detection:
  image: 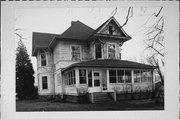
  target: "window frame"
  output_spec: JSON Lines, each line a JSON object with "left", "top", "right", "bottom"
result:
{"left": 40, "top": 52, "right": 47, "bottom": 66}
{"left": 42, "top": 76, "right": 48, "bottom": 90}
{"left": 94, "top": 43, "right": 103, "bottom": 59}
{"left": 107, "top": 43, "right": 116, "bottom": 59}
{"left": 64, "top": 70, "right": 76, "bottom": 86}
{"left": 109, "top": 69, "right": 132, "bottom": 84}
{"left": 70, "top": 45, "right": 81, "bottom": 61}
{"left": 79, "top": 69, "right": 87, "bottom": 84}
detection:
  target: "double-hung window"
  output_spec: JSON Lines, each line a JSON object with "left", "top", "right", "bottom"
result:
{"left": 95, "top": 43, "right": 102, "bottom": 59}
{"left": 108, "top": 44, "right": 116, "bottom": 59}
{"left": 79, "top": 69, "right": 87, "bottom": 84}
{"left": 71, "top": 45, "right": 81, "bottom": 61}
{"left": 42, "top": 76, "right": 48, "bottom": 90}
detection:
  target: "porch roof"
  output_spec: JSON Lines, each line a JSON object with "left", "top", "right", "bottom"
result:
{"left": 62, "top": 59, "right": 157, "bottom": 72}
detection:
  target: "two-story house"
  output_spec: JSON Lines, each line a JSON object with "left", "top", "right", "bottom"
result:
{"left": 32, "top": 16, "right": 156, "bottom": 103}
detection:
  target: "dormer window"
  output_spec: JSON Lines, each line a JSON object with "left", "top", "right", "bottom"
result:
{"left": 108, "top": 44, "right": 116, "bottom": 59}
{"left": 71, "top": 45, "right": 81, "bottom": 61}
{"left": 40, "top": 53, "right": 47, "bottom": 66}
{"left": 109, "top": 25, "right": 113, "bottom": 35}
{"left": 95, "top": 43, "right": 102, "bottom": 59}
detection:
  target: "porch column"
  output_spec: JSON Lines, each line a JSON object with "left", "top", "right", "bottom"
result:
{"left": 75, "top": 69, "right": 79, "bottom": 87}
{"left": 106, "top": 69, "right": 109, "bottom": 92}
{"left": 131, "top": 70, "right": 134, "bottom": 92}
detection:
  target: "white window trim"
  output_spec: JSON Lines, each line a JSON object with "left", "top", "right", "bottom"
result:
{"left": 70, "top": 45, "right": 82, "bottom": 61}
{"left": 109, "top": 70, "right": 132, "bottom": 84}
{"left": 40, "top": 52, "right": 47, "bottom": 66}
{"left": 107, "top": 43, "right": 116, "bottom": 59}
{"left": 94, "top": 43, "right": 103, "bottom": 59}
{"left": 41, "top": 75, "right": 49, "bottom": 90}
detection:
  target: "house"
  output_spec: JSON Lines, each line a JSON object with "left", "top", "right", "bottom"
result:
{"left": 32, "top": 16, "right": 156, "bottom": 103}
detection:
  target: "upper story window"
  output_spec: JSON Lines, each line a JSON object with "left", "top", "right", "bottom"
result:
{"left": 95, "top": 43, "right": 102, "bottom": 59}
{"left": 42, "top": 76, "right": 48, "bottom": 90}
{"left": 108, "top": 44, "right": 116, "bottom": 59}
{"left": 109, "top": 25, "right": 113, "bottom": 35}
{"left": 71, "top": 45, "right": 81, "bottom": 61}
{"left": 40, "top": 53, "right": 47, "bottom": 66}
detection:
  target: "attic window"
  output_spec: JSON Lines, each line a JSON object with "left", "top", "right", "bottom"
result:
{"left": 109, "top": 25, "right": 113, "bottom": 35}
{"left": 71, "top": 45, "right": 81, "bottom": 61}
{"left": 95, "top": 43, "right": 102, "bottom": 59}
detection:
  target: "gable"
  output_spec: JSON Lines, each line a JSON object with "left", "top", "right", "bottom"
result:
{"left": 94, "top": 16, "right": 131, "bottom": 39}
{"left": 99, "top": 20, "right": 126, "bottom": 37}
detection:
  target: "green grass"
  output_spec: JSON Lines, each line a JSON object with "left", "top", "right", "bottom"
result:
{"left": 16, "top": 99, "right": 164, "bottom": 111}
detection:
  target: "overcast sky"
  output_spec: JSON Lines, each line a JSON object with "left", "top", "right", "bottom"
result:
{"left": 15, "top": 7, "right": 161, "bottom": 73}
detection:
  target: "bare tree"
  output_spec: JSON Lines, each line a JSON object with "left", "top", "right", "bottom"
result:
{"left": 143, "top": 7, "right": 164, "bottom": 84}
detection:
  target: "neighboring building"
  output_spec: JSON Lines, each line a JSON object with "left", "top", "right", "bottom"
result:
{"left": 32, "top": 16, "right": 156, "bottom": 103}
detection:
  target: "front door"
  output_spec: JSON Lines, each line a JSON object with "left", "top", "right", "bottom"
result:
{"left": 93, "top": 71, "right": 101, "bottom": 92}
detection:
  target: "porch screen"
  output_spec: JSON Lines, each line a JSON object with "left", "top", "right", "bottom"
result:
{"left": 71, "top": 46, "right": 81, "bottom": 61}
{"left": 42, "top": 76, "right": 48, "bottom": 89}
{"left": 108, "top": 44, "right": 115, "bottom": 59}
{"left": 79, "top": 69, "right": 86, "bottom": 84}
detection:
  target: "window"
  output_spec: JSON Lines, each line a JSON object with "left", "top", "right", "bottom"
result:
{"left": 109, "top": 70, "right": 131, "bottom": 83}
{"left": 134, "top": 70, "right": 153, "bottom": 83}
{"left": 79, "top": 69, "right": 86, "bottom": 84}
{"left": 41, "top": 53, "right": 46, "bottom": 66}
{"left": 134, "top": 70, "right": 141, "bottom": 83}
{"left": 109, "top": 25, "right": 113, "bottom": 35}
{"left": 95, "top": 43, "right": 102, "bottom": 59}
{"left": 71, "top": 45, "right": 81, "bottom": 61}
{"left": 88, "top": 70, "right": 92, "bottom": 87}
{"left": 42, "top": 76, "right": 48, "bottom": 89}
{"left": 64, "top": 70, "right": 76, "bottom": 86}
{"left": 108, "top": 44, "right": 116, "bottom": 59}
{"left": 125, "top": 70, "right": 131, "bottom": 83}
{"left": 109, "top": 70, "right": 117, "bottom": 83}
{"left": 117, "top": 70, "right": 124, "bottom": 83}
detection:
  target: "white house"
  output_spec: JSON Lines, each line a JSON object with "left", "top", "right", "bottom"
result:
{"left": 32, "top": 16, "right": 156, "bottom": 103}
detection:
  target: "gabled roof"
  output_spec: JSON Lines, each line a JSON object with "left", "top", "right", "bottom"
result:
{"left": 32, "top": 32, "right": 60, "bottom": 56}
{"left": 93, "top": 16, "right": 131, "bottom": 40}
{"left": 62, "top": 59, "right": 157, "bottom": 72}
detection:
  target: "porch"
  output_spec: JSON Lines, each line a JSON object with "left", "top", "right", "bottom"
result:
{"left": 61, "top": 59, "right": 156, "bottom": 103}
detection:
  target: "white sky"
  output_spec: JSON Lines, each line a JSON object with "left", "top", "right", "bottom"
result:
{"left": 15, "top": 7, "right": 161, "bottom": 73}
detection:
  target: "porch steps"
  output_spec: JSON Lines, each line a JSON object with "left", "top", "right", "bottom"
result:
{"left": 93, "top": 92, "right": 114, "bottom": 103}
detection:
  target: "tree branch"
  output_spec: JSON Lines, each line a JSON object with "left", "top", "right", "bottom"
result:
{"left": 154, "top": 7, "right": 163, "bottom": 17}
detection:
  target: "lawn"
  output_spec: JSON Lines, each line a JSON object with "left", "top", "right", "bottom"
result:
{"left": 16, "top": 99, "right": 164, "bottom": 111}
